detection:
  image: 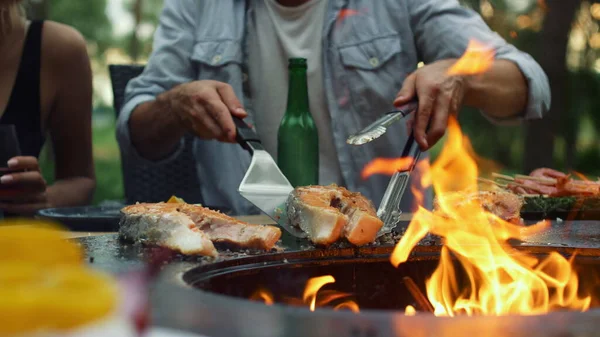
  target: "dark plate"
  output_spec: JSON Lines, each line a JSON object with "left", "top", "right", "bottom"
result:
{"left": 36, "top": 204, "right": 232, "bottom": 232}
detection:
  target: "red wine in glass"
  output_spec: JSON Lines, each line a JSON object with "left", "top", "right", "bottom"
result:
{"left": 0, "top": 125, "right": 23, "bottom": 199}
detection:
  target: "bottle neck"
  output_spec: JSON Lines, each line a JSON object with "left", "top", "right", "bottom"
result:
{"left": 285, "top": 67, "right": 309, "bottom": 115}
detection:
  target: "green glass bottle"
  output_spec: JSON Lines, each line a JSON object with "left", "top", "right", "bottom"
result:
{"left": 277, "top": 58, "right": 319, "bottom": 187}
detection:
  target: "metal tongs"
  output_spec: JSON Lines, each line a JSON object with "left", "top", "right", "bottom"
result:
{"left": 346, "top": 99, "right": 421, "bottom": 236}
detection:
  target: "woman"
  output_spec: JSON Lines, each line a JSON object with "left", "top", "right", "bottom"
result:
{"left": 0, "top": 0, "right": 95, "bottom": 215}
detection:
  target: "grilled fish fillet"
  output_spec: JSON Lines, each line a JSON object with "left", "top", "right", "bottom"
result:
{"left": 119, "top": 203, "right": 282, "bottom": 257}
{"left": 286, "top": 185, "right": 383, "bottom": 246}
{"left": 433, "top": 190, "right": 524, "bottom": 224}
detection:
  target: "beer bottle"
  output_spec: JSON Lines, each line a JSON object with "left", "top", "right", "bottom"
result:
{"left": 277, "top": 58, "right": 319, "bottom": 187}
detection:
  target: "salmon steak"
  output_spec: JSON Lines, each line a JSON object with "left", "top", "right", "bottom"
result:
{"left": 119, "top": 203, "right": 282, "bottom": 257}
{"left": 434, "top": 190, "right": 524, "bottom": 225}
{"left": 286, "top": 185, "right": 384, "bottom": 246}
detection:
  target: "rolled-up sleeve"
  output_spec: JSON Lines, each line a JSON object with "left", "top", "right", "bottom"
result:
{"left": 406, "top": 0, "right": 551, "bottom": 124}
{"left": 116, "top": 0, "right": 198, "bottom": 164}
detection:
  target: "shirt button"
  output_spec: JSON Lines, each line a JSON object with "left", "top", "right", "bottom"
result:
{"left": 212, "top": 55, "right": 222, "bottom": 64}
{"left": 369, "top": 57, "right": 379, "bottom": 67}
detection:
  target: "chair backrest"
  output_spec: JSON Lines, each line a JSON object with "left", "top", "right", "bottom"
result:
{"left": 108, "top": 64, "right": 204, "bottom": 204}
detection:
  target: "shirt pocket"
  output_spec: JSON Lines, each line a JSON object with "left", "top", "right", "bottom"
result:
{"left": 190, "top": 40, "right": 243, "bottom": 80}
{"left": 338, "top": 34, "right": 406, "bottom": 117}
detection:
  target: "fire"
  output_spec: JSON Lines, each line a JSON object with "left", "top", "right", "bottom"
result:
{"left": 250, "top": 276, "right": 360, "bottom": 313}
{"left": 333, "top": 301, "right": 360, "bottom": 313}
{"left": 303, "top": 276, "right": 360, "bottom": 312}
{"left": 446, "top": 39, "right": 495, "bottom": 76}
{"left": 362, "top": 157, "right": 430, "bottom": 180}
{"left": 303, "top": 275, "right": 335, "bottom": 311}
{"left": 405, "top": 305, "right": 417, "bottom": 316}
{"left": 361, "top": 157, "right": 413, "bottom": 180}
{"left": 250, "top": 288, "right": 274, "bottom": 306}
{"left": 390, "top": 117, "right": 592, "bottom": 316}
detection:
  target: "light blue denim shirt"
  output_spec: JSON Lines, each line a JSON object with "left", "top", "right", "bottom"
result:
{"left": 116, "top": 0, "right": 550, "bottom": 215}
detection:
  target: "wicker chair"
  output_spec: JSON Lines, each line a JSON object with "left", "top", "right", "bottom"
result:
{"left": 109, "top": 64, "right": 204, "bottom": 205}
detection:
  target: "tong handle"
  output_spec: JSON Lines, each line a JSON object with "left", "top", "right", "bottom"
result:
{"left": 400, "top": 132, "right": 422, "bottom": 172}
{"left": 387, "top": 100, "right": 419, "bottom": 118}
{"left": 233, "top": 116, "right": 264, "bottom": 154}
{"left": 400, "top": 103, "right": 431, "bottom": 173}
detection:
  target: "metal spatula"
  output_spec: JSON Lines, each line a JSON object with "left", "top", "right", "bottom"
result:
{"left": 233, "top": 117, "right": 307, "bottom": 238}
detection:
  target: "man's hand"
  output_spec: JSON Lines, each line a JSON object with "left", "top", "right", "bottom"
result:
{"left": 393, "top": 59, "right": 465, "bottom": 151}
{"left": 0, "top": 156, "right": 49, "bottom": 214}
{"left": 161, "top": 80, "right": 248, "bottom": 143}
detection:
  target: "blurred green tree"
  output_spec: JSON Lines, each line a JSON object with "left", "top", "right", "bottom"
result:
{"left": 120, "top": 0, "right": 163, "bottom": 62}
{"left": 46, "top": 0, "right": 113, "bottom": 53}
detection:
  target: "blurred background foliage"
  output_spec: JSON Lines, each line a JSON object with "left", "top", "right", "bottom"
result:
{"left": 25, "top": 0, "right": 600, "bottom": 204}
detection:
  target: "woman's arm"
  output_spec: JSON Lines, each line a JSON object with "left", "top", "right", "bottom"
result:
{"left": 44, "top": 22, "right": 95, "bottom": 207}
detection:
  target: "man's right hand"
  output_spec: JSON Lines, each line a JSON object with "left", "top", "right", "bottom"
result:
{"left": 161, "top": 80, "right": 248, "bottom": 143}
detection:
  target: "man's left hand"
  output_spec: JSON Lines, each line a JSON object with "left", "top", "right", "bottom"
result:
{"left": 0, "top": 156, "right": 49, "bottom": 214}
{"left": 393, "top": 59, "right": 465, "bottom": 151}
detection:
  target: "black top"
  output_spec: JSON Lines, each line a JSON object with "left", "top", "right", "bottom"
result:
{"left": 0, "top": 20, "right": 46, "bottom": 158}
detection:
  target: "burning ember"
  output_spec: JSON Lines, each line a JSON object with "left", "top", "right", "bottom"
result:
{"left": 250, "top": 275, "right": 359, "bottom": 313}
{"left": 391, "top": 117, "right": 592, "bottom": 316}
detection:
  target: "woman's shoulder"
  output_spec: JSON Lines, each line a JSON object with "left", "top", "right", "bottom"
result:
{"left": 40, "top": 20, "right": 89, "bottom": 69}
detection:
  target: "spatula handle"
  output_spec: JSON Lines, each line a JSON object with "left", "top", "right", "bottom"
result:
{"left": 233, "top": 116, "right": 264, "bottom": 154}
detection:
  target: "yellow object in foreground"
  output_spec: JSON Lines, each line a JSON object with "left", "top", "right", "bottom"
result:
{"left": 0, "top": 221, "right": 118, "bottom": 335}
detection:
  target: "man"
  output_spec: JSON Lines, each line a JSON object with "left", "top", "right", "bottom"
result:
{"left": 116, "top": 0, "right": 550, "bottom": 215}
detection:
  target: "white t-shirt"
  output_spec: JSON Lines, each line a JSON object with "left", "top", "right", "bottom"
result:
{"left": 247, "top": 0, "right": 344, "bottom": 186}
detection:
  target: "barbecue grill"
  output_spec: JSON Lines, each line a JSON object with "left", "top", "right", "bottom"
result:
{"left": 78, "top": 219, "right": 600, "bottom": 337}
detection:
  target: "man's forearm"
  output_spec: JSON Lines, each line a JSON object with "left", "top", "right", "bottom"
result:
{"left": 463, "top": 59, "right": 529, "bottom": 119}
{"left": 128, "top": 92, "right": 187, "bottom": 160}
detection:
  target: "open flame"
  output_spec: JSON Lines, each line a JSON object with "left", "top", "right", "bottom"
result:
{"left": 250, "top": 275, "right": 359, "bottom": 313}
{"left": 303, "top": 275, "right": 336, "bottom": 311}
{"left": 303, "top": 275, "right": 360, "bottom": 312}
{"left": 361, "top": 157, "right": 414, "bottom": 180}
{"left": 391, "top": 117, "right": 592, "bottom": 316}
{"left": 333, "top": 301, "right": 360, "bottom": 313}
{"left": 404, "top": 305, "right": 417, "bottom": 316}
{"left": 250, "top": 288, "right": 274, "bottom": 306}
{"left": 447, "top": 39, "right": 495, "bottom": 76}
